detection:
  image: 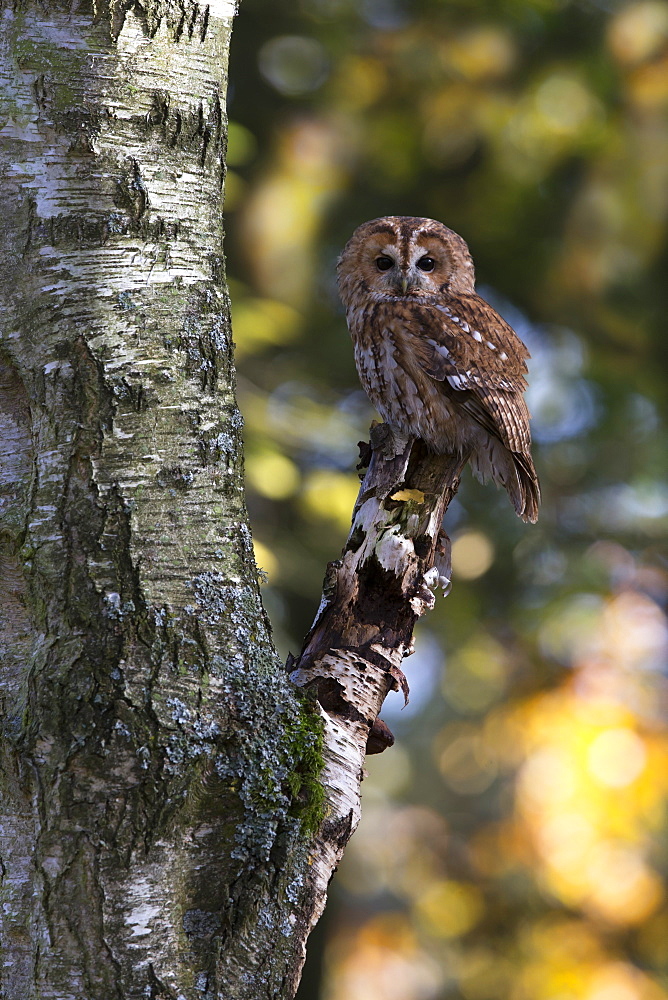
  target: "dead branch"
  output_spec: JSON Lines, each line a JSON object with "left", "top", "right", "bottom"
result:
{"left": 289, "top": 427, "right": 467, "bottom": 939}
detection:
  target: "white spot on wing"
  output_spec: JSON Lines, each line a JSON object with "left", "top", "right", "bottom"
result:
{"left": 427, "top": 339, "right": 452, "bottom": 360}
{"left": 447, "top": 373, "right": 468, "bottom": 390}
{"left": 472, "top": 329, "right": 483, "bottom": 342}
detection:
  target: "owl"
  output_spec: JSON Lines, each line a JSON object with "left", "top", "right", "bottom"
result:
{"left": 337, "top": 216, "right": 540, "bottom": 522}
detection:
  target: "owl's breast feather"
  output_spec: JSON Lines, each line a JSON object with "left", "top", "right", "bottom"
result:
{"left": 351, "top": 314, "right": 491, "bottom": 456}
{"left": 352, "top": 324, "right": 449, "bottom": 447}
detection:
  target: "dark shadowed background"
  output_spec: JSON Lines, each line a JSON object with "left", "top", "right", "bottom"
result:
{"left": 226, "top": 2, "right": 668, "bottom": 997}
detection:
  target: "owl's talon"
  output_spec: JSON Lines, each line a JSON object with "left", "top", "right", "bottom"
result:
{"left": 434, "top": 528, "right": 452, "bottom": 594}
{"left": 423, "top": 566, "right": 451, "bottom": 595}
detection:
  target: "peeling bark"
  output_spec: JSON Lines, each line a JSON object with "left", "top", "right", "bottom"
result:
{"left": 290, "top": 429, "right": 467, "bottom": 953}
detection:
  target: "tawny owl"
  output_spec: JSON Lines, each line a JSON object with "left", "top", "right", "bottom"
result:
{"left": 337, "top": 216, "right": 540, "bottom": 522}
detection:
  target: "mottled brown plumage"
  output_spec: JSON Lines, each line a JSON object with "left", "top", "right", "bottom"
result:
{"left": 337, "top": 216, "right": 540, "bottom": 522}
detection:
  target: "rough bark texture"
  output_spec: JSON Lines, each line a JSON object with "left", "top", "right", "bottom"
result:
{"left": 0, "top": 4, "right": 325, "bottom": 998}
{"left": 290, "top": 429, "right": 467, "bottom": 949}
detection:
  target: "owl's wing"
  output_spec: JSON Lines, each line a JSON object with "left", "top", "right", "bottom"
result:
{"left": 398, "top": 295, "right": 532, "bottom": 454}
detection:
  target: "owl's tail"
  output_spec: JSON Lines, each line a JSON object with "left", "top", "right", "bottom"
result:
{"left": 470, "top": 441, "right": 540, "bottom": 523}
{"left": 512, "top": 451, "right": 540, "bottom": 524}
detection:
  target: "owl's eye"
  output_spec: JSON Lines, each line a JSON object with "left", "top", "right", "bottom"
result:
{"left": 417, "top": 256, "right": 436, "bottom": 272}
{"left": 376, "top": 256, "right": 394, "bottom": 271}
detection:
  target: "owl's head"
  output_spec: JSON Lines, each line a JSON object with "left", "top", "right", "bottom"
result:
{"left": 337, "top": 216, "right": 476, "bottom": 305}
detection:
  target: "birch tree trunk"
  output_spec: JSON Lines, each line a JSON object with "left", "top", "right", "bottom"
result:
{"left": 0, "top": 4, "right": 325, "bottom": 997}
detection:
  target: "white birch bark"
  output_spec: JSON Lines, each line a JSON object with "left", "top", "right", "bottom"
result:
{"left": 0, "top": 4, "right": 325, "bottom": 997}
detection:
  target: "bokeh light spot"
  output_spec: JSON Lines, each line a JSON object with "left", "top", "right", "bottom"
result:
{"left": 535, "top": 75, "right": 602, "bottom": 134}
{"left": 252, "top": 539, "right": 278, "bottom": 581}
{"left": 301, "top": 469, "right": 360, "bottom": 530}
{"left": 442, "top": 636, "right": 508, "bottom": 714}
{"left": 519, "top": 747, "right": 576, "bottom": 809}
{"left": 585, "top": 843, "right": 663, "bottom": 925}
{"left": 361, "top": 0, "right": 412, "bottom": 30}
{"left": 451, "top": 531, "right": 494, "bottom": 580}
{"left": 364, "top": 743, "right": 412, "bottom": 798}
{"left": 226, "top": 122, "right": 257, "bottom": 167}
{"left": 333, "top": 55, "right": 387, "bottom": 109}
{"left": 446, "top": 26, "right": 516, "bottom": 82}
{"left": 608, "top": 1, "right": 668, "bottom": 65}
{"left": 538, "top": 593, "right": 604, "bottom": 665}
{"left": 231, "top": 296, "right": 302, "bottom": 358}
{"left": 259, "top": 35, "right": 329, "bottom": 96}
{"left": 436, "top": 724, "right": 498, "bottom": 795}
{"left": 588, "top": 728, "right": 647, "bottom": 788}
{"left": 323, "top": 913, "right": 444, "bottom": 1000}
{"left": 586, "top": 961, "right": 659, "bottom": 1000}
{"left": 414, "top": 880, "right": 484, "bottom": 939}
{"left": 246, "top": 450, "right": 300, "bottom": 499}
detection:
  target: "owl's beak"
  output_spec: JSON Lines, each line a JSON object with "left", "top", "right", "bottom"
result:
{"left": 400, "top": 275, "right": 409, "bottom": 294}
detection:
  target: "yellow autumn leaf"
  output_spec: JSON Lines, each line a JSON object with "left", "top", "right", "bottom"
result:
{"left": 391, "top": 489, "right": 425, "bottom": 503}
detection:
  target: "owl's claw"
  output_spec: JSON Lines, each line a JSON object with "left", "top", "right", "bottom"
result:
{"left": 423, "top": 565, "right": 451, "bottom": 594}
{"left": 433, "top": 528, "right": 452, "bottom": 594}
{"left": 421, "top": 526, "right": 452, "bottom": 595}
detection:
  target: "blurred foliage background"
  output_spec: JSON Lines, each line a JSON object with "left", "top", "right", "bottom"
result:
{"left": 225, "top": 1, "right": 668, "bottom": 997}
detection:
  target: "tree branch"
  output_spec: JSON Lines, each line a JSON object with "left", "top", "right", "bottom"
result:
{"left": 290, "top": 427, "right": 468, "bottom": 939}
